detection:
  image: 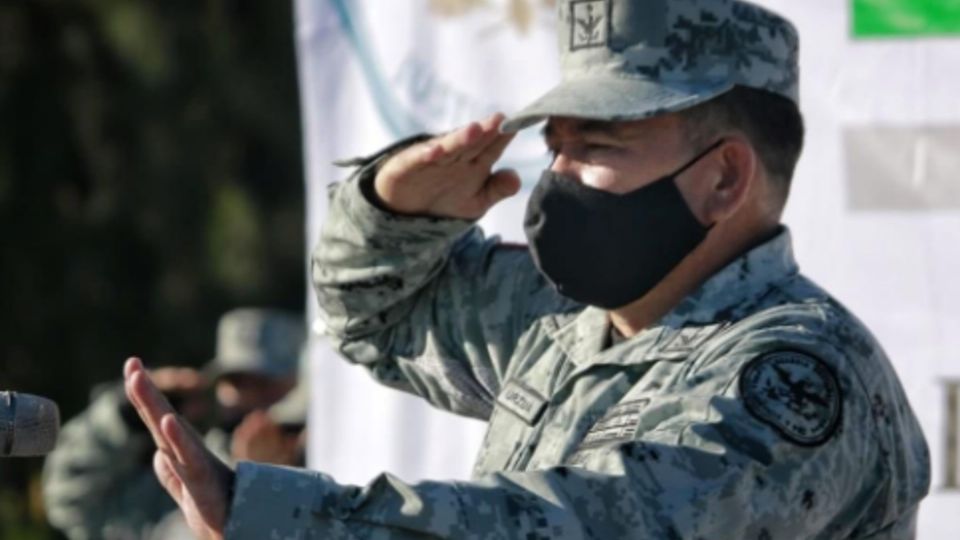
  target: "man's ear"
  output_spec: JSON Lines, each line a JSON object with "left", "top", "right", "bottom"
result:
{"left": 701, "top": 136, "right": 757, "bottom": 224}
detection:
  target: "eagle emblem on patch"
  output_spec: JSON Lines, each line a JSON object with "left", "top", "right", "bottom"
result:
{"left": 739, "top": 351, "right": 842, "bottom": 446}
{"left": 570, "top": 1, "right": 608, "bottom": 50}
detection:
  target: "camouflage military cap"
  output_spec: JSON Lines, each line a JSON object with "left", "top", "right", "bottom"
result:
{"left": 206, "top": 308, "right": 305, "bottom": 380}
{"left": 501, "top": 0, "right": 800, "bottom": 132}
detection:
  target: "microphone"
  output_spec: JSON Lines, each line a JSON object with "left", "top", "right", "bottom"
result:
{"left": 0, "top": 392, "right": 60, "bottom": 457}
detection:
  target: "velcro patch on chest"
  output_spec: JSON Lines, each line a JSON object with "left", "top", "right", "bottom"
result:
{"left": 497, "top": 381, "right": 548, "bottom": 425}
{"left": 656, "top": 323, "right": 728, "bottom": 356}
{"left": 739, "top": 350, "right": 842, "bottom": 446}
{"left": 577, "top": 398, "right": 651, "bottom": 450}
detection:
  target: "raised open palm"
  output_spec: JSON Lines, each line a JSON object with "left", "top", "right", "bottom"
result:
{"left": 124, "top": 357, "right": 232, "bottom": 540}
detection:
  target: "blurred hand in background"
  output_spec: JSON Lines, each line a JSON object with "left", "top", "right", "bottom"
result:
{"left": 230, "top": 410, "right": 304, "bottom": 466}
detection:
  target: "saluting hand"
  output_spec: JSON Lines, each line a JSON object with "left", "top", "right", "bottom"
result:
{"left": 374, "top": 113, "right": 521, "bottom": 219}
{"left": 123, "top": 357, "right": 231, "bottom": 540}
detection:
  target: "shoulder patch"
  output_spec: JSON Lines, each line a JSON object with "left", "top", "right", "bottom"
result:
{"left": 739, "top": 350, "right": 842, "bottom": 446}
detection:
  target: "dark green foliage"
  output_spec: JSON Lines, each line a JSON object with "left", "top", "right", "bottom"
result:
{"left": 0, "top": 1, "right": 304, "bottom": 536}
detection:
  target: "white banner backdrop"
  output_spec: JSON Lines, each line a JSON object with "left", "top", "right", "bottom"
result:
{"left": 296, "top": 1, "right": 960, "bottom": 537}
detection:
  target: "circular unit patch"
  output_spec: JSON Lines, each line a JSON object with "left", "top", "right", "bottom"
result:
{"left": 739, "top": 350, "right": 842, "bottom": 446}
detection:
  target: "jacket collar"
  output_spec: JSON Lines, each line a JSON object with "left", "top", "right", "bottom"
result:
{"left": 547, "top": 227, "right": 799, "bottom": 365}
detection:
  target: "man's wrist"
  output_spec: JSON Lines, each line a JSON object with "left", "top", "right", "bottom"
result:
{"left": 225, "top": 462, "right": 337, "bottom": 538}
{"left": 334, "top": 133, "right": 434, "bottom": 214}
{"left": 332, "top": 133, "right": 433, "bottom": 170}
{"left": 359, "top": 166, "right": 396, "bottom": 213}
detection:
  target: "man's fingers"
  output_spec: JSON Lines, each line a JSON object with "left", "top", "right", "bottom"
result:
{"left": 479, "top": 112, "right": 505, "bottom": 133}
{"left": 125, "top": 367, "right": 177, "bottom": 453}
{"left": 474, "top": 132, "right": 516, "bottom": 169}
{"left": 372, "top": 113, "right": 516, "bottom": 218}
{"left": 479, "top": 169, "right": 522, "bottom": 211}
{"left": 124, "top": 356, "right": 142, "bottom": 379}
{"left": 433, "top": 122, "right": 484, "bottom": 165}
{"left": 154, "top": 450, "right": 185, "bottom": 505}
{"left": 128, "top": 361, "right": 232, "bottom": 539}
{"left": 382, "top": 113, "right": 508, "bottom": 177}
{"left": 460, "top": 114, "right": 507, "bottom": 162}
{"left": 161, "top": 413, "right": 193, "bottom": 467}
{"left": 427, "top": 114, "right": 506, "bottom": 167}
{"left": 161, "top": 413, "right": 211, "bottom": 477}
{"left": 396, "top": 141, "right": 443, "bottom": 170}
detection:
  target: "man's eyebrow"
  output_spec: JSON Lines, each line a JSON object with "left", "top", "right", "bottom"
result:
{"left": 540, "top": 120, "right": 632, "bottom": 143}
{"left": 576, "top": 120, "right": 623, "bottom": 136}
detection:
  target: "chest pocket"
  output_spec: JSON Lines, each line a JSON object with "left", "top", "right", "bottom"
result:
{"left": 554, "top": 323, "right": 734, "bottom": 468}
{"left": 477, "top": 348, "right": 661, "bottom": 474}
{"left": 475, "top": 322, "right": 730, "bottom": 474}
{"left": 473, "top": 352, "right": 569, "bottom": 474}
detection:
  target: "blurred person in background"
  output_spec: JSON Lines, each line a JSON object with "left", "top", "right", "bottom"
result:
{"left": 242, "top": 349, "right": 311, "bottom": 466}
{"left": 42, "top": 308, "right": 305, "bottom": 540}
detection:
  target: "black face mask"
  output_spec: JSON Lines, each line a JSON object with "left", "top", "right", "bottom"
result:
{"left": 523, "top": 140, "right": 723, "bottom": 309}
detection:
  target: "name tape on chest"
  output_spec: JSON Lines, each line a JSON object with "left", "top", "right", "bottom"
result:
{"left": 497, "top": 381, "right": 548, "bottom": 425}
{"left": 739, "top": 350, "right": 842, "bottom": 446}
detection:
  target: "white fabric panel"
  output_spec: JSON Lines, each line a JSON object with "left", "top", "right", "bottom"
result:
{"left": 297, "top": 0, "right": 959, "bottom": 536}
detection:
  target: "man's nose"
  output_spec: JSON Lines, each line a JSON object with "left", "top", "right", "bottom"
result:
{"left": 549, "top": 152, "right": 578, "bottom": 177}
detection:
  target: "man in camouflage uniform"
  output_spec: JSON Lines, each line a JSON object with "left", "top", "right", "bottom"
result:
{"left": 122, "top": 0, "right": 931, "bottom": 538}
{"left": 43, "top": 308, "right": 304, "bottom": 540}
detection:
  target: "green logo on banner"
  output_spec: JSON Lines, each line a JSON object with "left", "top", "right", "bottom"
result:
{"left": 854, "top": 0, "right": 960, "bottom": 37}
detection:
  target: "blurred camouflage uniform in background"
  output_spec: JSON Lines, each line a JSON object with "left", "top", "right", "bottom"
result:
{"left": 42, "top": 308, "right": 305, "bottom": 540}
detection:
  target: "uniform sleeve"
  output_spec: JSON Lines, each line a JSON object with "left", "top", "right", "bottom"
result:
{"left": 224, "top": 320, "right": 883, "bottom": 539}
{"left": 42, "top": 384, "right": 177, "bottom": 540}
{"left": 312, "top": 162, "right": 572, "bottom": 420}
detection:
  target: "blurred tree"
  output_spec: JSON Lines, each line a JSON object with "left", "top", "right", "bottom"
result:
{"left": 0, "top": 1, "right": 304, "bottom": 537}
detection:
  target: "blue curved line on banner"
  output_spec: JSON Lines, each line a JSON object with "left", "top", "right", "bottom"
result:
{"left": 328, "top": 0, "right": 547, "bottom": 183}
{"left": 329, "top": 0, "right": 425, "bottom": 137}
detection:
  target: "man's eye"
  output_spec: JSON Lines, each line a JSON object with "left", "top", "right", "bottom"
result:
{"left": 585, "top": 143, "right": 612, "bottom": 152}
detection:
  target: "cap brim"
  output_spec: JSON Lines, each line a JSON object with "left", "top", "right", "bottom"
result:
{"left": 501, "top": 75, "right": 734, "bottom": 133}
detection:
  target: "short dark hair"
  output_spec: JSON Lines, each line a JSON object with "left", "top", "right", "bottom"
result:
{"left": 678, "top": 86, "right": 805, "bottom": 207}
